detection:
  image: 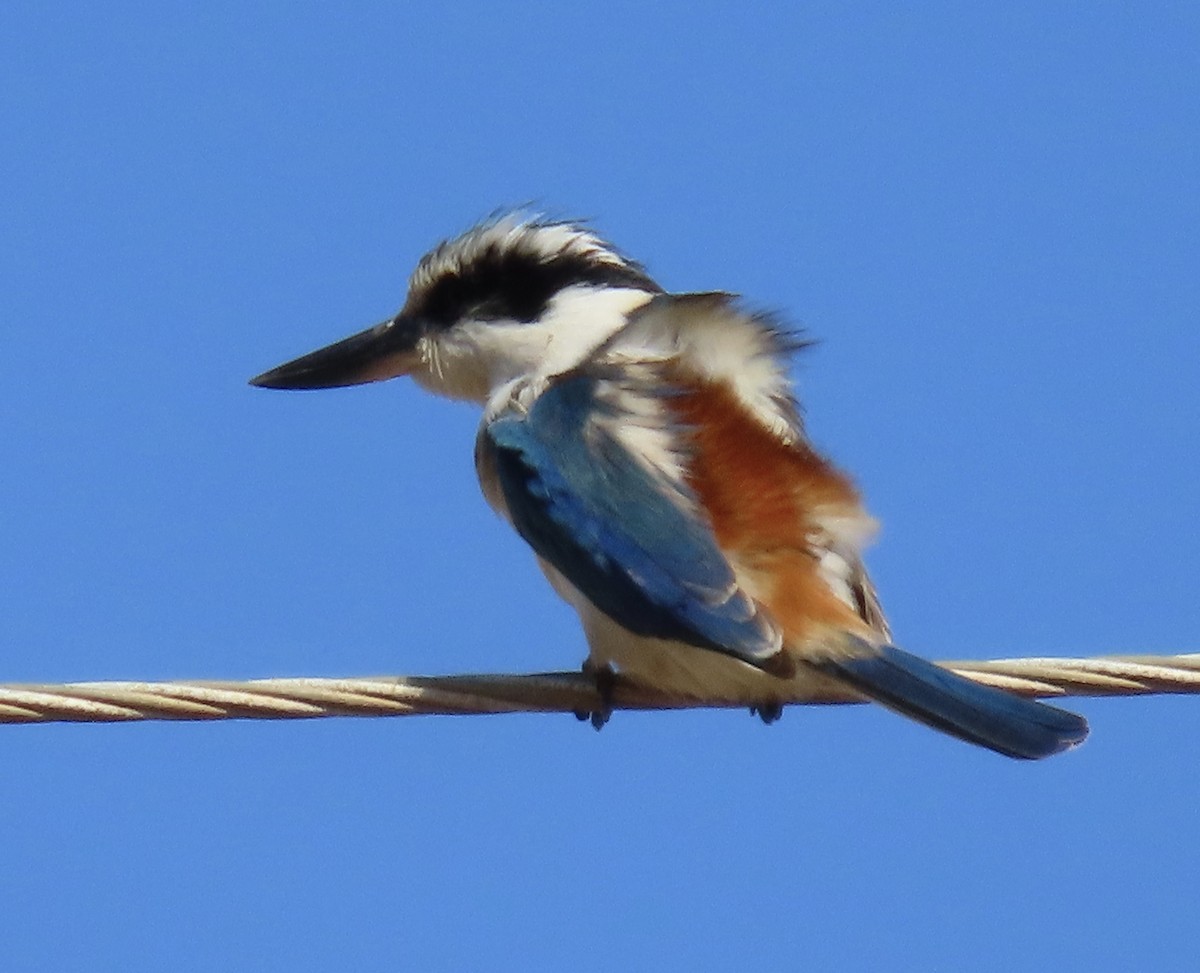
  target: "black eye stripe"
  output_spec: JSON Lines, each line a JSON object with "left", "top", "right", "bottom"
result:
{"left": 413, "top": 245, "right": 661, "bottom": 327}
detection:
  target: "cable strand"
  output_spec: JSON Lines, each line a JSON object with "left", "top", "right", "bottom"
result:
{"left": 1, "top": 653, "right": 1197, "bottom": 725}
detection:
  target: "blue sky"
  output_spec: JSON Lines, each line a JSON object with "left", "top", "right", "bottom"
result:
{"left": 2, "top": 3, "right": 1198, "bottom": 970}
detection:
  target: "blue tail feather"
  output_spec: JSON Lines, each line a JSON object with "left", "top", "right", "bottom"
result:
{"left": 816, "top": 644, "right": 1089, "bottom": 760}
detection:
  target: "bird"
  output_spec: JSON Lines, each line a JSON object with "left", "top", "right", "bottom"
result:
{"left": 250, "top": 211, "right": 1089, "bottom": 759}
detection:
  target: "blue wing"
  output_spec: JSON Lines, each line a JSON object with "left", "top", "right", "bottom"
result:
{"left": 483, "top": 368, "right": 786, "bottom": 672}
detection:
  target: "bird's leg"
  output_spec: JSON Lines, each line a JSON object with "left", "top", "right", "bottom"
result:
{"left": 574, "top": 659, "right": 616, "bottom": 730}
{"left": 750, "top": 702, "right": 784, "bottom": 725}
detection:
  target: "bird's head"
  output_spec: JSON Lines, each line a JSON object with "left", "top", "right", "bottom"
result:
{"left": 250, "top": 213, "right": 662, "bottom": 403}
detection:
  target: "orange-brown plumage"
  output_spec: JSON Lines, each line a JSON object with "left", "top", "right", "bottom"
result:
{"left": 669, "top": 377, "right": 877, "bottom": 644}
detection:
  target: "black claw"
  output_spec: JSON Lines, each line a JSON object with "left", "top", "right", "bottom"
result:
{"left": 750, "top": 702, "right": 784, "bottom": 725}
{"left": 581, "top": 661, "right": 616, "bottom": 731}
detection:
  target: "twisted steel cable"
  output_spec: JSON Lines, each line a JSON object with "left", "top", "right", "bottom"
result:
{"left": 1, "top": 653, "right": 1197, "bottom": 725}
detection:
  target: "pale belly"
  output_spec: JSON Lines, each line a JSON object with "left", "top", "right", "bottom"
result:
{"left": 537, "top": 558, "right": 844, "bottom": 707}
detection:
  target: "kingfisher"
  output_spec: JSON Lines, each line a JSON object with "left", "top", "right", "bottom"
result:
{"left": 251, "top": 212, "right": 1088, "bottom": 759}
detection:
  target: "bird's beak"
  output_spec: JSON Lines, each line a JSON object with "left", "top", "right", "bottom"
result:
{"left": 249, "top": 315, "right": 424, "bottom": 390}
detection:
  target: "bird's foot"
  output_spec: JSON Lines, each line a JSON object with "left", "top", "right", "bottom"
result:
{"left": 574, "top": 661, "right": 616, "bottom": 730}
{"left": 750, "top": 702, "right": 784, "bottom": 725}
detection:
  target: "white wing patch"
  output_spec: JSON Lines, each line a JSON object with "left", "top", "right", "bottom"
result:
{"left": 479, "top": 362, "right": 700, "bottom": 523}
{"left": 584, "top": 363, "right": 698, "bottom": 513}
{"left": 809, "top": 510, "right": 891, "bottom": 641}
{"left": 601, "top": 294, "right": 805, "bottom": 445}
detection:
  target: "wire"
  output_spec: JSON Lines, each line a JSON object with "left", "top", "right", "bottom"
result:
{"left": 1, "top": 653, "right": 1197, "bottom": 725}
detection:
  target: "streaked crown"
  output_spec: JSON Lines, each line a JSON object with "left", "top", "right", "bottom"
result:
{"left": 401, "top": 213, "right": 663, "bottom": 329}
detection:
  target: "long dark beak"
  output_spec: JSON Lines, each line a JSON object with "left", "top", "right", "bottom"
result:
{"left": 249, "top": 315, "right": 424, "bottom": 390}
